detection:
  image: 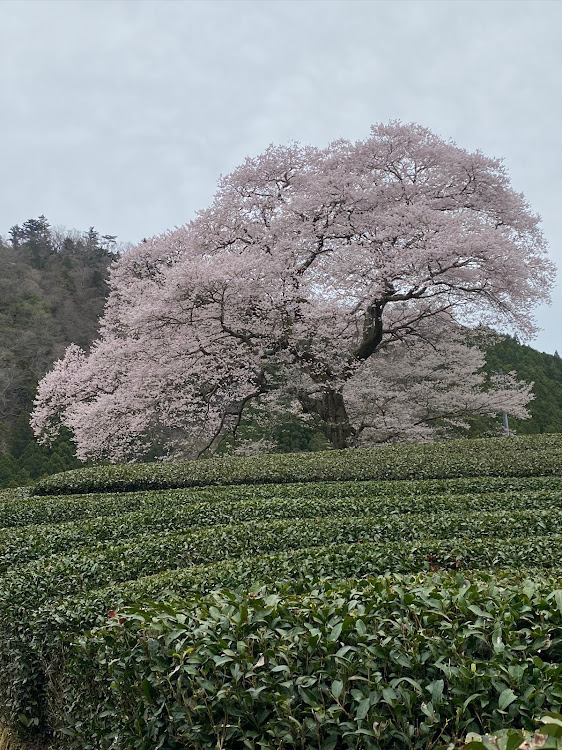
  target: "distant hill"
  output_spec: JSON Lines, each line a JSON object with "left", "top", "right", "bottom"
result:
{"left": 0, "top": 216, "right": 120, "bottom": 486}
{"left": 0, "top": 217, "right": 560, "bottom": 487}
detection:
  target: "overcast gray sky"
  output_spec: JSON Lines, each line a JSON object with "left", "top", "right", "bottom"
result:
{"left": 1, "top": 0, "right": 561, "bottom": 353}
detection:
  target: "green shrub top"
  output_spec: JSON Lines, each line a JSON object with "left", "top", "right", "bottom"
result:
{"left": 33, "top": 433, "right": 562, "bottom": 495}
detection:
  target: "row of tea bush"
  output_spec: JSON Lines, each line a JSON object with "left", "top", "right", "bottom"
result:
{"left": 34, "top": 434, "right": 562, "bottom": 495}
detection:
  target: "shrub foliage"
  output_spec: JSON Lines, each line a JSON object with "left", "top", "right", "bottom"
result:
{"left": 0, "top": 433, "right": 560, "bottom": 748}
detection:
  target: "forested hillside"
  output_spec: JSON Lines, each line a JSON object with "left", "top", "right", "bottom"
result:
{"left": 0, "top": 216, "right": 560, "bottom": 487}
{"left": 0, "top": 216, "right": 119, "bottom": 486}
{"left": 485, "top": 336, "right": 562, "bottom": 434}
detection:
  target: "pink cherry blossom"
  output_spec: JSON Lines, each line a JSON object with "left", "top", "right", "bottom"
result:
{"left": 32, "top": 123, "right": 554, "bottom": 461}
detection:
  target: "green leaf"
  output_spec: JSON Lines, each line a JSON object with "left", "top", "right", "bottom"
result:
{"left": 463, "top": 693, "right": 485, "bottom": 710}
{"left": 382, "top": 687, "right": 397, "bottom": 705}
{"left": 505, "top": 733, "right": 526, "bottom": 750}
{"left": 331, "top": 680, "right": 343, "bottom": 700}
{"left": 539, "top": 725, "right": 562, "bottom": 738}
{"left": 141, "top": 679, "right": 154, "bottom": 701}
{"left": 541, "top": 714, "right": 562, "bottom": 727}
{"left": 328, "top": 622, "right": 343, "bottom": 642}
{"left": 468, "top": 604, "right": 493, "bottom": 619}
{"left": 428, "top": 679, "right": 444, "bottom": 704}
{"left": 498, "top": 688, "right": 517, "bottom": 711}
{"left": 264, "top": 594, "right": 281, "bottom": 607}
{"left": 356, "top": 697, "right": 370, "bottom": 720}
{"left": 355, "top": 619, "right": 367, "bottom": 636}
{"left": 212, "top": 655, "right": 233, "bottom": 666}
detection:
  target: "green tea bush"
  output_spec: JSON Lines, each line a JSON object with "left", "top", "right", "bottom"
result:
{"left": 2, "top": 477, "right": 562, "bottom": 529}
{"left": 55, "top": 575, "right": 562, "bottom": 749}
{"left": 8, "top": 533, "right": 562, "bottom": 740}
{"left": 33, "top": 434, "right": 562, "bottom": 495}
{"left": 3, "top": 506, "right": 562, "bottom": 582}
{"left": 3, "top": 490, "right": 562, "bottom": 570}
{"left": 1, "top": 433, "right": 560, "bottom": 747}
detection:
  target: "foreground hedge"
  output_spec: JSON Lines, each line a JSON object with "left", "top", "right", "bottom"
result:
{"left": 8, "top": 533, "right": 562, "bottom": 740}
{"left": 55, "top": 574, "right": 562, "bottom": 749}
{"left": 2, "top": 433, "right": 559, "bottom": 747}
{"left": 33, "top": 434, "right": 562, "bottom": 495}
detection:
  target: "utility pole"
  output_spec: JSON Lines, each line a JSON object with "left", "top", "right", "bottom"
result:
{"left": 502, "top": 407, "right": 510, "bottom": 436}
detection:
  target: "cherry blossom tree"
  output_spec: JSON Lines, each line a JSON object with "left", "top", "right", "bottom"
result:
{"left": 32, "top": 123, "right": 554, "bottom": 461}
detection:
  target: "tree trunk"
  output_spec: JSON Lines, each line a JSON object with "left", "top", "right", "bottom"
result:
{"left": 298, "top": 388, "right": 355, "bottom": 450}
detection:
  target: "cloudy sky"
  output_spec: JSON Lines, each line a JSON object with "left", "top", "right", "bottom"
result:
{"left": 1, "top": 0, "right": 561, "bottom": 353}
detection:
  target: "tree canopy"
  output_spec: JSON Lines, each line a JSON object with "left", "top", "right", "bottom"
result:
{"left": 32, "top": 123, "right": 555, "bottom": 462}
{"left": 0, "top": 218, "right": 120, "bottom": 485}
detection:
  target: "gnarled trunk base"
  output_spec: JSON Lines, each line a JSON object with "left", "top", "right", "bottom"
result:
{"left": 298, "top": 388, "right": 355, "bottom": 450}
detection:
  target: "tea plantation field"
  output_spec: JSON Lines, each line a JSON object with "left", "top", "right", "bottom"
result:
{"left": 1, "top": 434, "right": 562, "bottom": 749}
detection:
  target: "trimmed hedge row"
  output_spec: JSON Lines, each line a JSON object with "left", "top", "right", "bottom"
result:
{"left": 0, "top": 488, "right": 30, "bottom": 505}
{"left": 33, "top": 434, "right": 562, "bottom": 495}
{"left": 2, "top": 476, "right": 562, "bottom": 530}
{"left": 3, "top": 489, "right": 562, "bottom": 570}
{"left": 4, "top": 506, "right": 562, "bottom": 591}
{"left": 54, "top": 574, "right": 562, "bottom": 749}
{"left": 8, "top": 533, "right": 562, "bottom": 740}
{"left": 29, "top": 534, "right": 562, "bottom": 657}
{"left": 1, "top": 434, "right": 559, "bottom": 746}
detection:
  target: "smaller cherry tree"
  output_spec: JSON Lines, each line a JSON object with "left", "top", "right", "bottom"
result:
{"left": 32, "top": 123, "right": 553, "bottom": 462}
